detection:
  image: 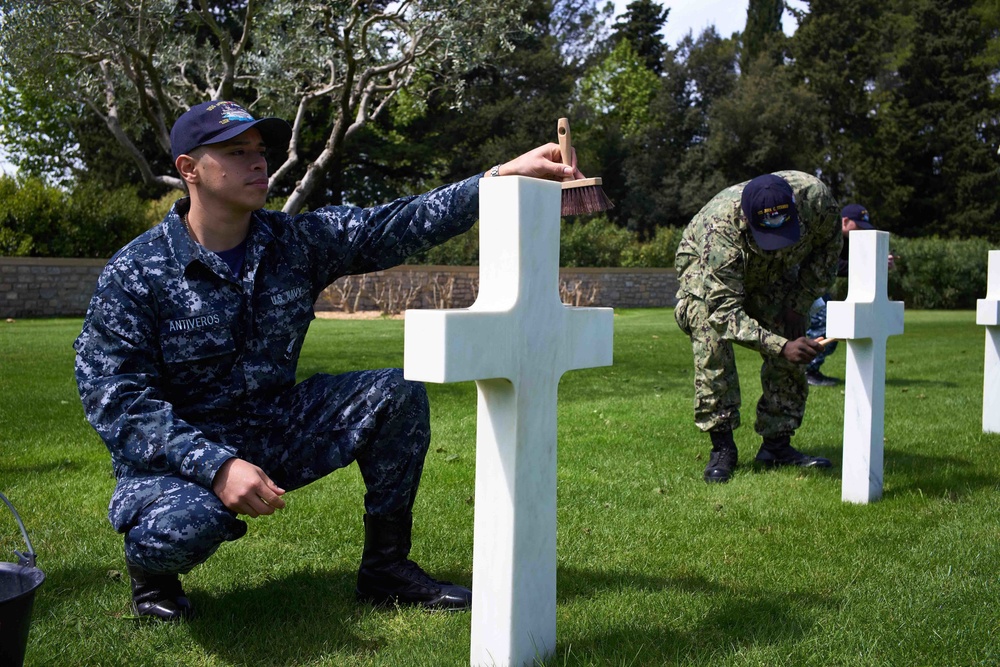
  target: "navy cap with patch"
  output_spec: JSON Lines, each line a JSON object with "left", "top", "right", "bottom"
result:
{"left": 740, "top": 174, "right": 801, "bottom": 251}
{"left": 841, "top": 203, "right": 873, "bottom": 229}
{"left": 170, "top": 100, "right": 292, "bottom": 162}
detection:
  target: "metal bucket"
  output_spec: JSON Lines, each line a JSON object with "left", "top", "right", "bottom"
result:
{"left": 0, "top": 492, "right": 44, "bottom": 667}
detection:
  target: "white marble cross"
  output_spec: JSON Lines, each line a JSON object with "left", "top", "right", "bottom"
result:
{"left": 826, "top": 230, "right": 904, "bottom": 504}
{"left": 976, "top": 250, "right": 1000, "bottom": 433}
{"left": 403, "top": 176, "right": 614, "bottom": 667}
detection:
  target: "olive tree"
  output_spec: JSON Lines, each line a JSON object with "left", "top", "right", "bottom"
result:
{"left": 0, "top": 0, "right": 529, "bottom": 212}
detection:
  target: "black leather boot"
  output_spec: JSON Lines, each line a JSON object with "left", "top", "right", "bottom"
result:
{"left": 126, "top": 560, "right": 194, "bottom": 621}
{"left": 755, "top": 435, "right": 832, "bottom": 468}
{"left": 356, "top": 512, "right": 471, "bottom": 611}
{"left": 704, "top": 429, "right": 738, "bottom": 483}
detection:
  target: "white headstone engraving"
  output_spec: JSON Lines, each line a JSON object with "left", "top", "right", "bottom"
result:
{"left": 976, "top": 250, "right": 1000, "bottom": 433}
{"left": 404, "top": 176, "right": 614, "bottom": 667}
{"left": 826, "top": 230, "right": 904, "bottom": 504}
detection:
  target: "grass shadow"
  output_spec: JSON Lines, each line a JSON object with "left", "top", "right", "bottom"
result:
{"left": 26, "top": 564, "right": 122, "bottom": 619}
{"left": 0, "top": 460, "right": 85, "bottom": 475}
{"left": 884, "top": 450, "right": 1000, "bottom": 499}
{"left": 551, "top": 567, "right": 834, "bottom": 665}
{"left": 187, "top": 569, "right": 383, "bottom": 665}
{"left": 747, "top": 444, "right": 1000, "bottom": 501}
{"left": 886, "top": 378, "right": 958, "bottom": 388}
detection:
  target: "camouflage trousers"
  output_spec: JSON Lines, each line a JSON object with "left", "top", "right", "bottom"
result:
{"left": 675, "top": 297, "right": 808, "bottom": 438}
{"left": 119, "top": 369, "right": 430, "bottom": 574}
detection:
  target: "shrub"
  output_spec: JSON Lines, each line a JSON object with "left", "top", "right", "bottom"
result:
{"left": 148, "top": 191, "right": 181, "bottom": 227}
{"left": 559, "top": 216, "right": 637, "bottom": 267}
{"left": 621, "top": 226, "right": 681, "bottom": 268}
{"left": 0, "top": 176, "right": 33, "bottom": 255}
{"left": 405, "top": 220, "right": 481, "bottom": 266}
{"left": 0, "top": 175, "right": 65, "bottom": 256}
{"left": 0, "top": 176, "right": 154, "bottom": 258}
{"left": 65, "top": 182, "right": 152, "bottom": 258}
{"left": 885, "top": 236, "right": 993, "bottom": 309}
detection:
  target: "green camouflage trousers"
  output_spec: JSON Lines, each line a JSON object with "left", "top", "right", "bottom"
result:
{"left": 674, "top": 297, "right": 808, "bottom": 437}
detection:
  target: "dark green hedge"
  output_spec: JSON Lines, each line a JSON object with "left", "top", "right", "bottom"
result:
{"left": 829, "top": 236, "right": 993, "bottom": 309}
{"left": 405, "top": 215, "right": 682, "bottom": 268}
{"left": 0, "top": 176, "right": 152, "bottom": 258}
{"left": 3, "top": 175, "right": 996, "bottom": 310}
{"left": 887, "top": 236, "right": 992, "bottom": 309}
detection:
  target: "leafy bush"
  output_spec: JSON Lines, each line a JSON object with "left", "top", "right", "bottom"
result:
{"left": 0, "top": 176, "right": 33, "bottom": 255}
{"left": 885, "top": 236, "right": 993, "bottom": 309}
{"left": 0, "top": 175, "right": 65, "bottom": 256}
{"left": 0, "top": 176, "right": 153, "bottom": 258}
{"left": 405, "top": 216, "right": 649, "bottom": 268}
{"left": 815, "top": 236, "right": 993, "bottom": 310}
{"left": 559, "top": 215, "right": 637, "bottom": 267}
{"left": 405, "top": 220, "right": 481, "bottom": 266}
{"left": 5, "top": 171, "right": 996, "bottom": 310}
{"left": 148, "top": 191, "right": 181, "bottom": 227}
{"left": 621, "top": 225, "right": 681, "bottom": 268}
{"left": 65, "top": 181, "right": 153, "bottom": 258}
{"left": 407, "top": 216, "right": 648, "bottom": 267}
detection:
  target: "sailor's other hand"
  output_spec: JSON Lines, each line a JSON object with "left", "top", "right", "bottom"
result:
{"left": 212, "top": 457, "right": 286, "bottom": 518}
{"left": 780, "top": 337, "right": 823, "bottom": 364}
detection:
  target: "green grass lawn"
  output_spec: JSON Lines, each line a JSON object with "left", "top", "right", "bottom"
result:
{"left": 0, "top": 309, "right": 997, "bottom": 666}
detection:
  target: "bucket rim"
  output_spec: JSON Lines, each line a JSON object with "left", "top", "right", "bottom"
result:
{"left": 0, "top": 561, "right": 45, "bottom": 605}
{"left": 0, "top": 562, "right": 45, "bottom": 577}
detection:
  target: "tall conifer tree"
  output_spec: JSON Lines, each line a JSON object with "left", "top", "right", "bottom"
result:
{"left": 742, "top": 0, "right": 785, "bottom": 71}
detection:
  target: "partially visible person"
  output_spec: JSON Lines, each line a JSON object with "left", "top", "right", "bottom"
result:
{"left": 74, "top": 100, "right": 583, "bottom": 621}
{"left": 805, "top": 203, "right": 894, "bottom": 386}
{"left": 674, "top": 171, "right": 842, "bottom": 483}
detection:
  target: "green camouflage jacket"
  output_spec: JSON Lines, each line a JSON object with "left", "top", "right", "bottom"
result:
{"left": 674, "top": 170, "right": 842, "bottom": 356}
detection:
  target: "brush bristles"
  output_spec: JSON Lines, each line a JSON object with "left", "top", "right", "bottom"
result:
{"left": 561, "top": 180, "right": 614, "bottom": 216}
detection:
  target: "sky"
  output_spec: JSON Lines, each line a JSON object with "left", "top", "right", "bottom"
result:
{"left": 614, "top": 0, "right": 809, "bottom": 47}
{"left": 0, "top": 143, "right": 12, "bottom": 176}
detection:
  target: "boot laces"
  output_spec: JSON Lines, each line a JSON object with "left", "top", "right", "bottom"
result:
{"left": 769, "top": 441, "right": 802, "bottom": 459}
{"left": 133, "top": 573, "right": 185, "bottom": 604}
{"left": 709, "top": 447, "right": 737, "bottom": 468}
{"left": 390, "top": 559, "right": 452, "bottom": 589}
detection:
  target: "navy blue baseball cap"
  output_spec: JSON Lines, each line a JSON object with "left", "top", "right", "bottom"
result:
{"left": 841, "top": 203, "right": 874, "bottom": 229}
{"left": 170, "top": 100, "right": 292, "bottom": 162}
{"left": 740, "top": 174, "right": 801, "bottom": 251}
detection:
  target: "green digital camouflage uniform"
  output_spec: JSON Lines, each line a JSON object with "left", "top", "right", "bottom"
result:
{"left": 674, "top": 170, "right": 842, "bottom": 437}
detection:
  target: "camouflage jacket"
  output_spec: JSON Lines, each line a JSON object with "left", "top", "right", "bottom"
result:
{"left": 674, "top": 170, "right": 842, "bottom": 356}
{"left": 74, "top": 175, "right": 481, "bottom": 490}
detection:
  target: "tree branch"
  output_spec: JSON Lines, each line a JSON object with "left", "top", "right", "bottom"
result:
{"left": 90, "top": 61, "right": 182, "bottom": 190}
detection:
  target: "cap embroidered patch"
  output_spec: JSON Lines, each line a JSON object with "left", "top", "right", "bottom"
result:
{"left": 740, "top": 174, "right": 801, "bottom": 251}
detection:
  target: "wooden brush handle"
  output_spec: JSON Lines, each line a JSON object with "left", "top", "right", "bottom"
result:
{"left": 558, "top": 117, "right": 572, "bottom": 167}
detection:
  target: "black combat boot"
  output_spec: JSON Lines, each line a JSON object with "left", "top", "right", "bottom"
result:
{"left": 704, "top": 429, "right": 738, "bottom": 483}
{"left": 126, "top": 560, "right": 194, "bottom": 621}
{"left": 355, "top": 511, "right": 472, "bottom": 611}
{"left": 755, "top": 435, "right": 832, "bottom": 468}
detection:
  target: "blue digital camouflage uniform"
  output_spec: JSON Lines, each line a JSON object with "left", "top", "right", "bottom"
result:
{"left": 673, "top": 170, "right": 842, "bottom": 437}
{"left": 806, "top": 235, "right": 852, "bottom": 372}
{"left": 74, "top": 176, "right": 481, "bottom": 574}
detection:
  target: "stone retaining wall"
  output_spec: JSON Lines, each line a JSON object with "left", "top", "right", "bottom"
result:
{"left": 316, "top": 266, "right": 678, "bottom": 312}
{"left": 0, "top": 257, "right": 678, "bottom": 318}
{"left": 1, "top": 258, "right": 107, "bottom": 319}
